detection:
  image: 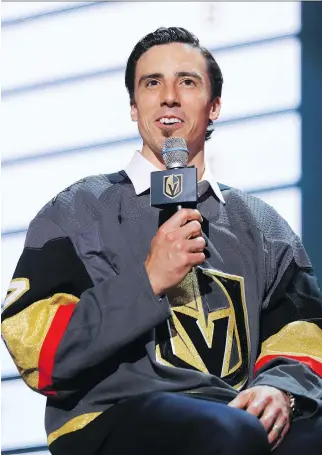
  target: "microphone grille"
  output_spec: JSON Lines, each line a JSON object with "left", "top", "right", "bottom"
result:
{"left": 162, "top": 137, "right": 189, "bottom": 169}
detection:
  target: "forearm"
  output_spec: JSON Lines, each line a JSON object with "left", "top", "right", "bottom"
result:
{"left": 53, "top": 263, "right": 170, "bottom": 381}
{"left": 249, "top": 357, "right": 322, "bottom": 419}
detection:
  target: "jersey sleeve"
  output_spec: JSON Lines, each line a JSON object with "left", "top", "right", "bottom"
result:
{"left": 250, "top": 228, "right": 322, "bottom": 416}
{"left": 1, "top": 213, "right": 170, "bottom": 399}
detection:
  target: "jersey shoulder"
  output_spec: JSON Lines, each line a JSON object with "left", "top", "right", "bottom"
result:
{"left": 36, "top": 171, "right": 128, "bottom": 227}
{"left": 220, "top": 185, "right": 296, "bottom": 243}
{"left": 51, "top": 171, "right": 127, "bottom": 205}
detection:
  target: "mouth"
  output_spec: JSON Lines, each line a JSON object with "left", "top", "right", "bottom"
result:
{"left": 155, "top": 116, "right": 184, "bottom": 130}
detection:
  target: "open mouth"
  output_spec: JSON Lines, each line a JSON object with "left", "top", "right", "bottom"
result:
{"left": 156, "top": 117, "right": 184, "bottom": 128}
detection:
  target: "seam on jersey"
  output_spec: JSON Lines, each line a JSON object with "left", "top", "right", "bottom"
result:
{"left": 44, "top": 174, "right": 125, "bottom": 282}
{"left": 295, "top": 289, "right": 322, "bottom": 305}
{"left": 38, "top": 214, "right": 98, "bottom": 287}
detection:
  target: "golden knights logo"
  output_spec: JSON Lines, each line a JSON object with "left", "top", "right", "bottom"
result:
{"left": 163, "top": 174, "right": 183, "bottom": 199}
{"left": 155, "top": 268, "right": 251, "bottom": 390}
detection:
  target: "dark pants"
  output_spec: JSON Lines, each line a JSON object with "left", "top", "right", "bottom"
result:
{"left": 275, "top": 414, "right": 322, "bottom": 455}
{"left": 50, "top": 392, "right": 322, "bottom": 455}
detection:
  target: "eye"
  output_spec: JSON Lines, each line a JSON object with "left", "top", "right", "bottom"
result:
{"left": 181, "top": 78, "right": 196, "bottom": 86}
{"left": 146, "top": 79, "right": 160, "bottom": 87}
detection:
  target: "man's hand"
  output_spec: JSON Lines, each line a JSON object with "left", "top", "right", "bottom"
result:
{"left": 228, "top": 385, "right": 292, "bottom": 450}
{"left": 145, "top": 209, "right": 206, "bottom": 296}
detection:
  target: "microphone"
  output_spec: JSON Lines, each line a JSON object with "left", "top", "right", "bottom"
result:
{"left": 162, "top": 137, "right": 189, "bottom": 170}
{"left": 150, "top": 137, "right": 198, "bottom": 211}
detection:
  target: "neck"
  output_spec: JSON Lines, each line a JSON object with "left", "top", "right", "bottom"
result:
{"left": 141, "top": 143, "right": 205, "bottom": 181}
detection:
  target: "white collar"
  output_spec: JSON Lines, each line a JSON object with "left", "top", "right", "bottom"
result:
{"left": 125, "top": 151, "right": 225, "bottom": 204}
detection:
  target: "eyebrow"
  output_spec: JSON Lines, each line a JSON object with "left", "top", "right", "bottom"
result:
{"left": 138, "top": 71, "right": 203, "bottom": 86}
{"left": 177, "top": 71, "right": 203, "bottom": 82}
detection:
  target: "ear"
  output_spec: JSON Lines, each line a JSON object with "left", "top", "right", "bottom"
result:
{"left": 209, "top": 97, "right": 221, "bottom": 122}
{"left": 130, "top": 102, "right": 138, "bottom": 122}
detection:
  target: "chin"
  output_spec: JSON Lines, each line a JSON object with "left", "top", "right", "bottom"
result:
{"left": 146, "top": 138, "right": 165, "bottom": 157}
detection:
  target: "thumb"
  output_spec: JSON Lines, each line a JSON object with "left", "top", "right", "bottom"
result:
{"left": 228, "top": 390, "right": 251, "bottom": 409}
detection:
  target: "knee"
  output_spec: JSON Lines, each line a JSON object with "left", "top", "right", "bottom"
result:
{"left": 175, "top": 408, "right": 267, "bottom": 455}
{"left": 225, "top": 409, "right": 269, "bottom": 455}
{"left": 179, "top": 400, "right": 270, "bottom": 455}
{"left": 135, "top": 392, "right": 270, "bottom": 454}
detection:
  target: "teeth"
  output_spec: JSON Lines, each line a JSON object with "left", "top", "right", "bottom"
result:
{"left": 159, "top": 117, "right": 182, "bottom": 124}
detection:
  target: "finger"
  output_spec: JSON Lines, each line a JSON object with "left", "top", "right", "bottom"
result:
{"left": 228, "top": 391, "right": 251, "bottom": 409}
{"left": 160, "top": 209, "right": 203, "bottom": 233}
{"left": 267, "top": 413, "right": 289, "bottom": 446}
{"left": 172, "top": 238, "right": 205, "bottom": 255}
{"left": 271, "top": 421, "right": 291, "bottom": 451}
{"left": 259, "top": 405, "right": 278, "bottom": 433}
{"left": 244, "top": 397, "right": 268, "bottom": 418}
{"left": 179, "top": 220, "right": 203, "bottom": 240}
{"left": 187, "top": 251, "right": 206, "bottom": 266}
{"left": 186, "top": 237, "right": 206, "bottom": 252}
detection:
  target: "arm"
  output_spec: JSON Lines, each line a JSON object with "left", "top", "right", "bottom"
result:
{"left": 250, "top": 236, "right": 322, "bottom": 416}
{"left": 1, "top": 214, "right": 171, "bottom": 399}
{"left": 229, "top": 218, "right": 322, "bottom": 449}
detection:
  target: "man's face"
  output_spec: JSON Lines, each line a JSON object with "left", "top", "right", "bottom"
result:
{"left": 131, "top": 42, "right": 221, "bottom": 161}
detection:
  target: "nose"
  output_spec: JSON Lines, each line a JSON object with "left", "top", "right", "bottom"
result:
{"left": 160, "top": 82, "right": 180, "bottom": 107}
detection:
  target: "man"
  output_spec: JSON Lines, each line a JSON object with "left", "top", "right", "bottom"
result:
{"left": 2, "top": 27, "right": 322, "bottom": 455}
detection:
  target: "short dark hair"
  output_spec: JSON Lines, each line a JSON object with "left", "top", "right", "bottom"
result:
{"left": 125, "top": 27, "right": 223, "bottom": 141}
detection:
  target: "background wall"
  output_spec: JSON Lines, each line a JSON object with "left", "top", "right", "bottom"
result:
{"left": 1, "top": 2, "right": 321, "bottom": 453}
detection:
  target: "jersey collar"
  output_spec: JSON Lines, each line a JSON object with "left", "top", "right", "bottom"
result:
{"left": 125, "top": 151, "right": 225, "bottom": 204}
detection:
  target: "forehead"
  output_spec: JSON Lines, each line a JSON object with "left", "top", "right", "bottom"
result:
{"left": 135, "top": 42, "right": 208, "bottom": 78}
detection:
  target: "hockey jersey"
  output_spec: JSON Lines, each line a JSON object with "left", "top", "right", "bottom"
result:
{"left": 2, "top": 170, "right": 322, "bottom": 448}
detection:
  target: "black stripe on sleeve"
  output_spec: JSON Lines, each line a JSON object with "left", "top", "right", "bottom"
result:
{"left": 2, "top": 237, "right": 93, "bottom": 321}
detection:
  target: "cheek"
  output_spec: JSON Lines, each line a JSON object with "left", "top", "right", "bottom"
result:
{"left": 136, "top": 98, "right": 156, "bottom": 130}
{"left": 137, "top": 114, "right": 155, "bottom": 138}
{"left": 185, "top": 92, "right": 210, "bottom": 117}
{"left": 142, "top": 117, "right": 152, "bottom": 132}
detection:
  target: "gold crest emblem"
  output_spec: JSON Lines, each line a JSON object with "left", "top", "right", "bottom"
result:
{"left": 155, "top": 268, "right": 251, "bottom": 390}
{"left": 163, "top": 174, "right": 183, "bottom": 199}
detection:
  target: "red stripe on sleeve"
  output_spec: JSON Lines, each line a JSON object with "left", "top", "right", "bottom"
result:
{"left": 254, "top": 354, "right": 322, "bottom": 377}
{"left": 38, "top": 304, "right": 76, "bottom": 392}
